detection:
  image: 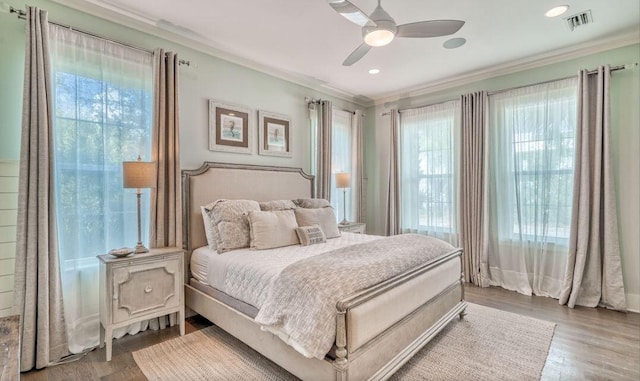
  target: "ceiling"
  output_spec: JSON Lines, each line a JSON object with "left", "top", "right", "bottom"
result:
{"left": 62, "top": 0, "right": 639, "bottom": 103}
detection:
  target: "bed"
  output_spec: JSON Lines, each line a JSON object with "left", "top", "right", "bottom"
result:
{"left": 182, "top": 162, "right": 467, "bottom": 381}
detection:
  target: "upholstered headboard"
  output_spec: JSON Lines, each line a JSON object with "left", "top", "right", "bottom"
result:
{"left": 182, "top": 162, "right": 314, "bottom": 253}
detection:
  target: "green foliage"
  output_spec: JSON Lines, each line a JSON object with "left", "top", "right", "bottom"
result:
{"left": 53, "top": 71, "right": 152, "bottom": 259}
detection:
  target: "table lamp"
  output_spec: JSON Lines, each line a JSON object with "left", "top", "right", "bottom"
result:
{"left": 335, "top": 172, "right": 351, "bottom": 225}
{"left": 122, "top": 156, "right": 156, "bottom": 253}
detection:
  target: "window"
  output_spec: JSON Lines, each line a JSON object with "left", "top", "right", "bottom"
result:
{"left": 53, "top": 72, "right": 153, "bottom": 259}
{"left": 488, "top": 79, "right": 577, "bottom": 245}
{"left": 485, "top": 77, "right": 578, "bottom": 297}
{"left": 399, "top": 101, "right": 460, "bottom": 245}
{"left": 331, "top": 109, "right": 354, "bottom": 222}
{"left": 50, "top": 25, "right": 154, "bottom": 352}
{"left": 309, "top": 104, "right": 361, "bottom": 223}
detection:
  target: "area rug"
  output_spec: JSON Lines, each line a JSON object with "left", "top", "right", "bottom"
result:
{"left": 133, "top": 303, "right": 555, "bottom": 381}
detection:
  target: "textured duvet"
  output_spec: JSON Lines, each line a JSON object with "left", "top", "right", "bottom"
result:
{"left": 253, "top": 234, "right": 455, "bottom": 359}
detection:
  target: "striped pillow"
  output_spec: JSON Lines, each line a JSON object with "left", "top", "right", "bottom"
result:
{"left": 295, "top": 224, "right": 327, "bottom": 246}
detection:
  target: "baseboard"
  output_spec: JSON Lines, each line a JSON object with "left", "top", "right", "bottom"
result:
{"left": 626, "top": 293, "right": 640, "bottom": 313}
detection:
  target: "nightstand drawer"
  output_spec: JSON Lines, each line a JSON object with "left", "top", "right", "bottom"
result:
{"left": 338, "top": 222, "right": 366, "bottom": 234}
{"left": 112, "top": 258, "right": 180, "bottom": 323}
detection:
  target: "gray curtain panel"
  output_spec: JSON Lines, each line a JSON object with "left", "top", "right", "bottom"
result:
{"left": 459, "top": 91, "right": 487, "bottom": 285}
{"left": 150, "top": 49, "right": 182, "bottom": 249}
{"left": 316, "top": 100, "right": 333, "bottom": 200}
{"left": 352, "top": 110, "right": 366, "bottom": 222}
{"left": 385, "top": 109, "right": 400, "bottom": 236}
{"left": 559, "top": 66, "right": 627, "bottom": 310}
{"left": 13, "top": 7, "right": 70, "bottom": 371}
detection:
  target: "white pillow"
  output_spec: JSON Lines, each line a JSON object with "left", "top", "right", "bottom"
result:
{"left": 248, "top": 210, "right": 299, "bottom": 250}
{"left": 294, "top": 207, "right": 341, "bottom": 239}
{"left": 201, "top": 204, "right": 217, "bottom": 250}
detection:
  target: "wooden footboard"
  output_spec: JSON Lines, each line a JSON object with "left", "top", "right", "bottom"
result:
{"left": 334, "top": 249, "right": 466, "bottom": 381}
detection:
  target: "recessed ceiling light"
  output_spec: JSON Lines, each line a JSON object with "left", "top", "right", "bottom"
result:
{"left": 545, "top": 5, "right": 569, "bottom": 18}
{"left": 443, "top": 38, "right": 466, "bottom": 49}
{"left": 368, "top": 69, "right": 380, "bottom": 74}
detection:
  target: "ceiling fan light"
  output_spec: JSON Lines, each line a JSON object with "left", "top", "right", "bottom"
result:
{"left": 364, "top": 29, "right": 395, "bottom": 47}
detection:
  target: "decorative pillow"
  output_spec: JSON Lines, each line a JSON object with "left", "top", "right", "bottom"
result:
{"left": 259, "top": 200, "right": 297, "bottom": 211}
{"left": 293, "top": 198, "right": 331, "bottom": 209}
{"left": 200, "top": 204, "right": 217, "bottom": 250}
{"left": 294, "top": 207, "right": 341, "bottom": 239}
{"left": 248, "top": 210, "right": 299, "bottom": 250}
{"left": 295, "top": 225, "right": 327, "bottom": 246}
{"left": 206, "top": 199, "right": 261, "bottom": 253}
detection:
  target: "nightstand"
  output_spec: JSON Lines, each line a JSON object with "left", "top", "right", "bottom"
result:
{"left": 98, "top": 247, "right": 185, "bottom": 361}
{"left": 338, "top": 222, "right": 366, "bottom": 234}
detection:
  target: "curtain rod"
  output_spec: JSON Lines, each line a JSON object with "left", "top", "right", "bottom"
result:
{"left": 10, "top": 6, "right": 190, "bottom": 66}
{"left": 486, "top": 63, "right": 636, "bottom": 96}
{"left": 305, "top": 97, "right": 322, "bottom": 104}
{"left": 378, "top": 62, "right": 638, "bottom": 116}
{"left": 397, "top": 98, "right": 458, "bottom": 114}
{"left": 305, "top": 97, "right": 358, "bottom": 115}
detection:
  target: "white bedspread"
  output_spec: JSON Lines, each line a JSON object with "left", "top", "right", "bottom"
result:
{"left": 254, "top": 234, "right": 456, "bottom": 359}
{"left": 199, "top": 232, "right": 381, "bottom": 309}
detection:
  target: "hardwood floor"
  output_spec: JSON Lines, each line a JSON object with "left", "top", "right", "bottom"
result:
{"left": 22, "top": 285, "right": 639, "bottom": 380}
{"left": 465, "top": 285, "right": 640, "bottom": 381}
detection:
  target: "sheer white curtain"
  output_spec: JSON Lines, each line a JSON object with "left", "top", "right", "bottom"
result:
{"left": 331, "top": 109, "right": 354, "bottom": 222}
{"left": 485, "top": 78, "right": 578, "bottom": 297}
{"left": 49, "top": 25, "right": 154, "bottom": 353}
{"left": 399, "top": 101, "right": 460, "bottom": 245}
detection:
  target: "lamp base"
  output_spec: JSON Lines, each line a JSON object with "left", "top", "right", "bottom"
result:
{"left": 340, "top": 219, "right": 349, "bottom": 225}
{"left": 134, "top": 243, "right": 149, "bottom": 254}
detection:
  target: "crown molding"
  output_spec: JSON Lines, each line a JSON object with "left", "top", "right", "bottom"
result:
{"left": 49, "top": 0, "right": 372, "bottom": 108}
{"left": 373, "top": 31, "right": 640, "bottom": 106}
{"left": 48, "top": 0, "right": 637, "bottom": 110}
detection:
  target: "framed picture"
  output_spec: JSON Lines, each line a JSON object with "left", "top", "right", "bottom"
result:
{"left": 209, "top": 100, "right": 253, "bottom": 154}
{"left": 258, "top": 110, "right": 292, "bottom": 157}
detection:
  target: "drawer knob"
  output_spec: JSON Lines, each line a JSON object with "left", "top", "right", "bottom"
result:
{"left": 144, "top": 285, "right": 153, "bottom": 293}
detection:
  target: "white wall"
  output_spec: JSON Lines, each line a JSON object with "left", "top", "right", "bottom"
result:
{"left": 0, "top": 161, "right": 19, "bottom": 318}
{"left": 364, "top": 44, "right": 640, "bottom": 311}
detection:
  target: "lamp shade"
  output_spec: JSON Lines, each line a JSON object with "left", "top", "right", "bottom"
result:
{"left": 335, "top": 172, "right": 351, "bottom": 189}
{"left": 123, "top": 160, "right": 157, "bottom": 188}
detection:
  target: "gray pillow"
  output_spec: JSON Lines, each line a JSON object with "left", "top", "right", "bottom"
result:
{"left": 206, "top": 199, "right": 261, "bottom": 253}
{"left": 259, "top": 200, "right": 297, "bottom": 211}
{"left": 248, "top": 210, "right": 299, "bottom": 250}
{"left": 294, "top": 207, "right": 341, "bottom": 239}
{"left": 295, "top": 225, "right": 327, "bottom": 246}
{"left": 200, "top": 204, "right": 217, "bottom": 250}
{"left": 293, "top": 198, "right": 331, "bottom": 209}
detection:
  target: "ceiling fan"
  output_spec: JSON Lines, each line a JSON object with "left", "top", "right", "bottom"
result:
{"left": 327, "top": 0, "right": 465, "bottom": 66}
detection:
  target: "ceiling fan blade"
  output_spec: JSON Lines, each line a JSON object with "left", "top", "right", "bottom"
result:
{"left": 343, "top": 43, "right": 372, "bottom": 66}
{"left": 327, "top": 0, "right": 375, "bottom": 27}
{"left": 396, "top": 20, "right": 465, "bottom": 38}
